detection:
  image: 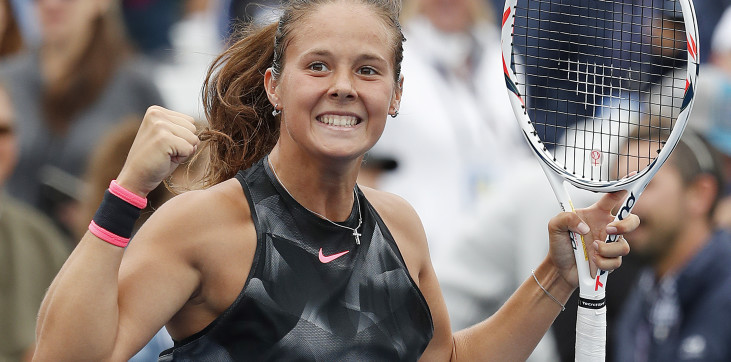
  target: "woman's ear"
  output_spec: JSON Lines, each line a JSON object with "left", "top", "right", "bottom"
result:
{"left": 389, "top": 75, "right": 404, "bottom": 115}
{"left": 264, "top": 68, "right": 281, "bottom": 108}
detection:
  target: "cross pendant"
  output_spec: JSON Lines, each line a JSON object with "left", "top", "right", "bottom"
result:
{"left": 353, "top": 230, "right": 361, "bottom": 245}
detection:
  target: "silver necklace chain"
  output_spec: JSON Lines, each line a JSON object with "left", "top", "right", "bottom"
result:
{"left": 267, "top": 157, "right": 362, "bottom": 245}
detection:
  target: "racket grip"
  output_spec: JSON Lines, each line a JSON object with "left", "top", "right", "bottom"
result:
{"left": 574, "top": 301, "right": 607, "bottom": 362}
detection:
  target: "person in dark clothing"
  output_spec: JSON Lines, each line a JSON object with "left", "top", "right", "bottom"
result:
{"left": 612, "top": 130, "right": 731, "bottom": 361}
{"left": 33, "top": 0, "right": 636, "bottom": 360}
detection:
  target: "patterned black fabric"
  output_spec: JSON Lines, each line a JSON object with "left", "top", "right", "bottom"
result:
{"left": 159, "top": 157, "right": 434, "bottom": 361}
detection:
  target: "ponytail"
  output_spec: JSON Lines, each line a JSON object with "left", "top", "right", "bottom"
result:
{"left": 199, "top": 22, "right": 280, "bottom": 188}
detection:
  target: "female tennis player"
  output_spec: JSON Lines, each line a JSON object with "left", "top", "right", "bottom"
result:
{"left": 33, "top": 0, "right": 636, "bottom": 360}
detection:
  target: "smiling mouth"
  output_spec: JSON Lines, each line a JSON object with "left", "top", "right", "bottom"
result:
{"left": 316, "top": 115, "right": 360, "bottom": 127}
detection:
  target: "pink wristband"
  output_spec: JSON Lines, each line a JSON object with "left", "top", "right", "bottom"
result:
{"left": 89, "top": 220, "right": 130, "bottom": 248}
{"left": 109, "top": 180, "right": 147, "bottom": 209}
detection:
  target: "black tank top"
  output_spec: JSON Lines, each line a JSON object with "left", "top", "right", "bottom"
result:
{"left": 159, "top": 157, "right": 433, "bottom": 361}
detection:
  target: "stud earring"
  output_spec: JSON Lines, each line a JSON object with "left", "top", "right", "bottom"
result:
{"left": 272, "top": 104, "right": 281, "bottom": 117}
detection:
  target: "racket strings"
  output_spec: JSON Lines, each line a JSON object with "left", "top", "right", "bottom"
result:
{"left": 512, "top": 56, "right": 684, "bottom": 86}
{"left": 510, "top": 0, "right": 687, "bottom": 183}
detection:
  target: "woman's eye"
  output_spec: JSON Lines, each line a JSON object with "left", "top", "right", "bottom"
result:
{"left": 358, "top": 67, "right": 378, "bottom": 75}
{"left": 309, "top": 62, "right": 329, "bottom": 72}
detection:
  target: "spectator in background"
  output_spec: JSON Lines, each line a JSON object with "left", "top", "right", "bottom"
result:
{"left": 0, "top": 81, "right": 70, "bottom": 362}
{"left": 612, "top": 129, "right": 731, "bottom": 361}
{"left": 0, "top": 0, "right": 23, "bottom": 58}
{"left": 0, "top": 0, "right": 163, "bottom": 236}
{"left": 367, "top": 0, "right": 529, "bottom": 257}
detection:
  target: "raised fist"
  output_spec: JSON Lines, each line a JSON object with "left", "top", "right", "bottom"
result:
{"left": 116, "top": 106, "right": 200, "bottom": 197}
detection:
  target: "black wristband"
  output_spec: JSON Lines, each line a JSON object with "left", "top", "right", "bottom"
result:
{"left": 92, "top": 189, "right": 143, "bottom": 239}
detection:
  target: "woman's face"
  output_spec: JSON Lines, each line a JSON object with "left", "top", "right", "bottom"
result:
{"left": 36, "top": 0, "right": 103, "bottom": 46}
{"left": 266, "top": 1, "right": 402, "bottom": 162}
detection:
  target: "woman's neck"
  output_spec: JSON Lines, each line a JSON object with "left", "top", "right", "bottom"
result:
{"left": 268, "top": 146, "right": 360, "bottom": 222}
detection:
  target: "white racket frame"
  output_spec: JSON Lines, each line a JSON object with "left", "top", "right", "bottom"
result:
{"left": 500, "top": 0, "right": 699, "bottom": 360}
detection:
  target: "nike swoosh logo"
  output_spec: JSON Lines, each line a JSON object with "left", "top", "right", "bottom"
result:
{"left": 318, "top": 248, "right": 349, "bottom": 263}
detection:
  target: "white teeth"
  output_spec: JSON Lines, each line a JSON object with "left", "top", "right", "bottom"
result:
{"left": 319, "top": 115, "right": 358, "bottom": 127}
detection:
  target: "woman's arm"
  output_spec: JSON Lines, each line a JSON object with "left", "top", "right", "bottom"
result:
{"left": 34, "top": 214, "right": 201, "bottom": 361}
{"left": 369, "top": 187, "right": 636, "bottom": 361}
{"left": 34, "top": 106, "right": 201, "bottom": 361}
{"left": 449, "top": 256, "right": 574, "bottom": 361}
{"left": 453, "top": 191, "right": 635, "bottom": 360}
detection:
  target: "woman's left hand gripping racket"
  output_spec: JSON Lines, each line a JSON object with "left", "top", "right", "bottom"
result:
{"left": 500, "top": 0, "right": 699, "bottom": 360}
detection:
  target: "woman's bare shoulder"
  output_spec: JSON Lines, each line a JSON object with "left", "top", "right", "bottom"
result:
{"left": 131, "top": 178, "right": 252, "bottom": 250}
{"left": 156, "top": 179, "right": 247, "bottom": 220}
{"left": 361, "top": 186, "right": 422, "bottom": 228}
{"left": 360, "top": 186, "right": 429, "bottom": 277}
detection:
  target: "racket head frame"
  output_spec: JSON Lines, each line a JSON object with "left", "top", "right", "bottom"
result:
{"left": 500, "top": 0, "right": 699, "bottom": 360}
{"left": 500, "top": 0, "right": 700, "bottom": 194}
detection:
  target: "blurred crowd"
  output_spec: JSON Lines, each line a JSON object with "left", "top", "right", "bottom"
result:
{"left": 1, "top": 0, "right": 730, "bottom": 361}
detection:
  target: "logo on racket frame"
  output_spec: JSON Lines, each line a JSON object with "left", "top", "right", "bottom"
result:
{"left": 607, "top": 192, "right": 636, "bottom": 243}
{"left": 590, "top": 150, "right": 601, "bottom": 167}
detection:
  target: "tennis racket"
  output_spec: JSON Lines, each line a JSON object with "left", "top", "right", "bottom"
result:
{"left": 500, "top": 0, "right": 698, "bottom": 360}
